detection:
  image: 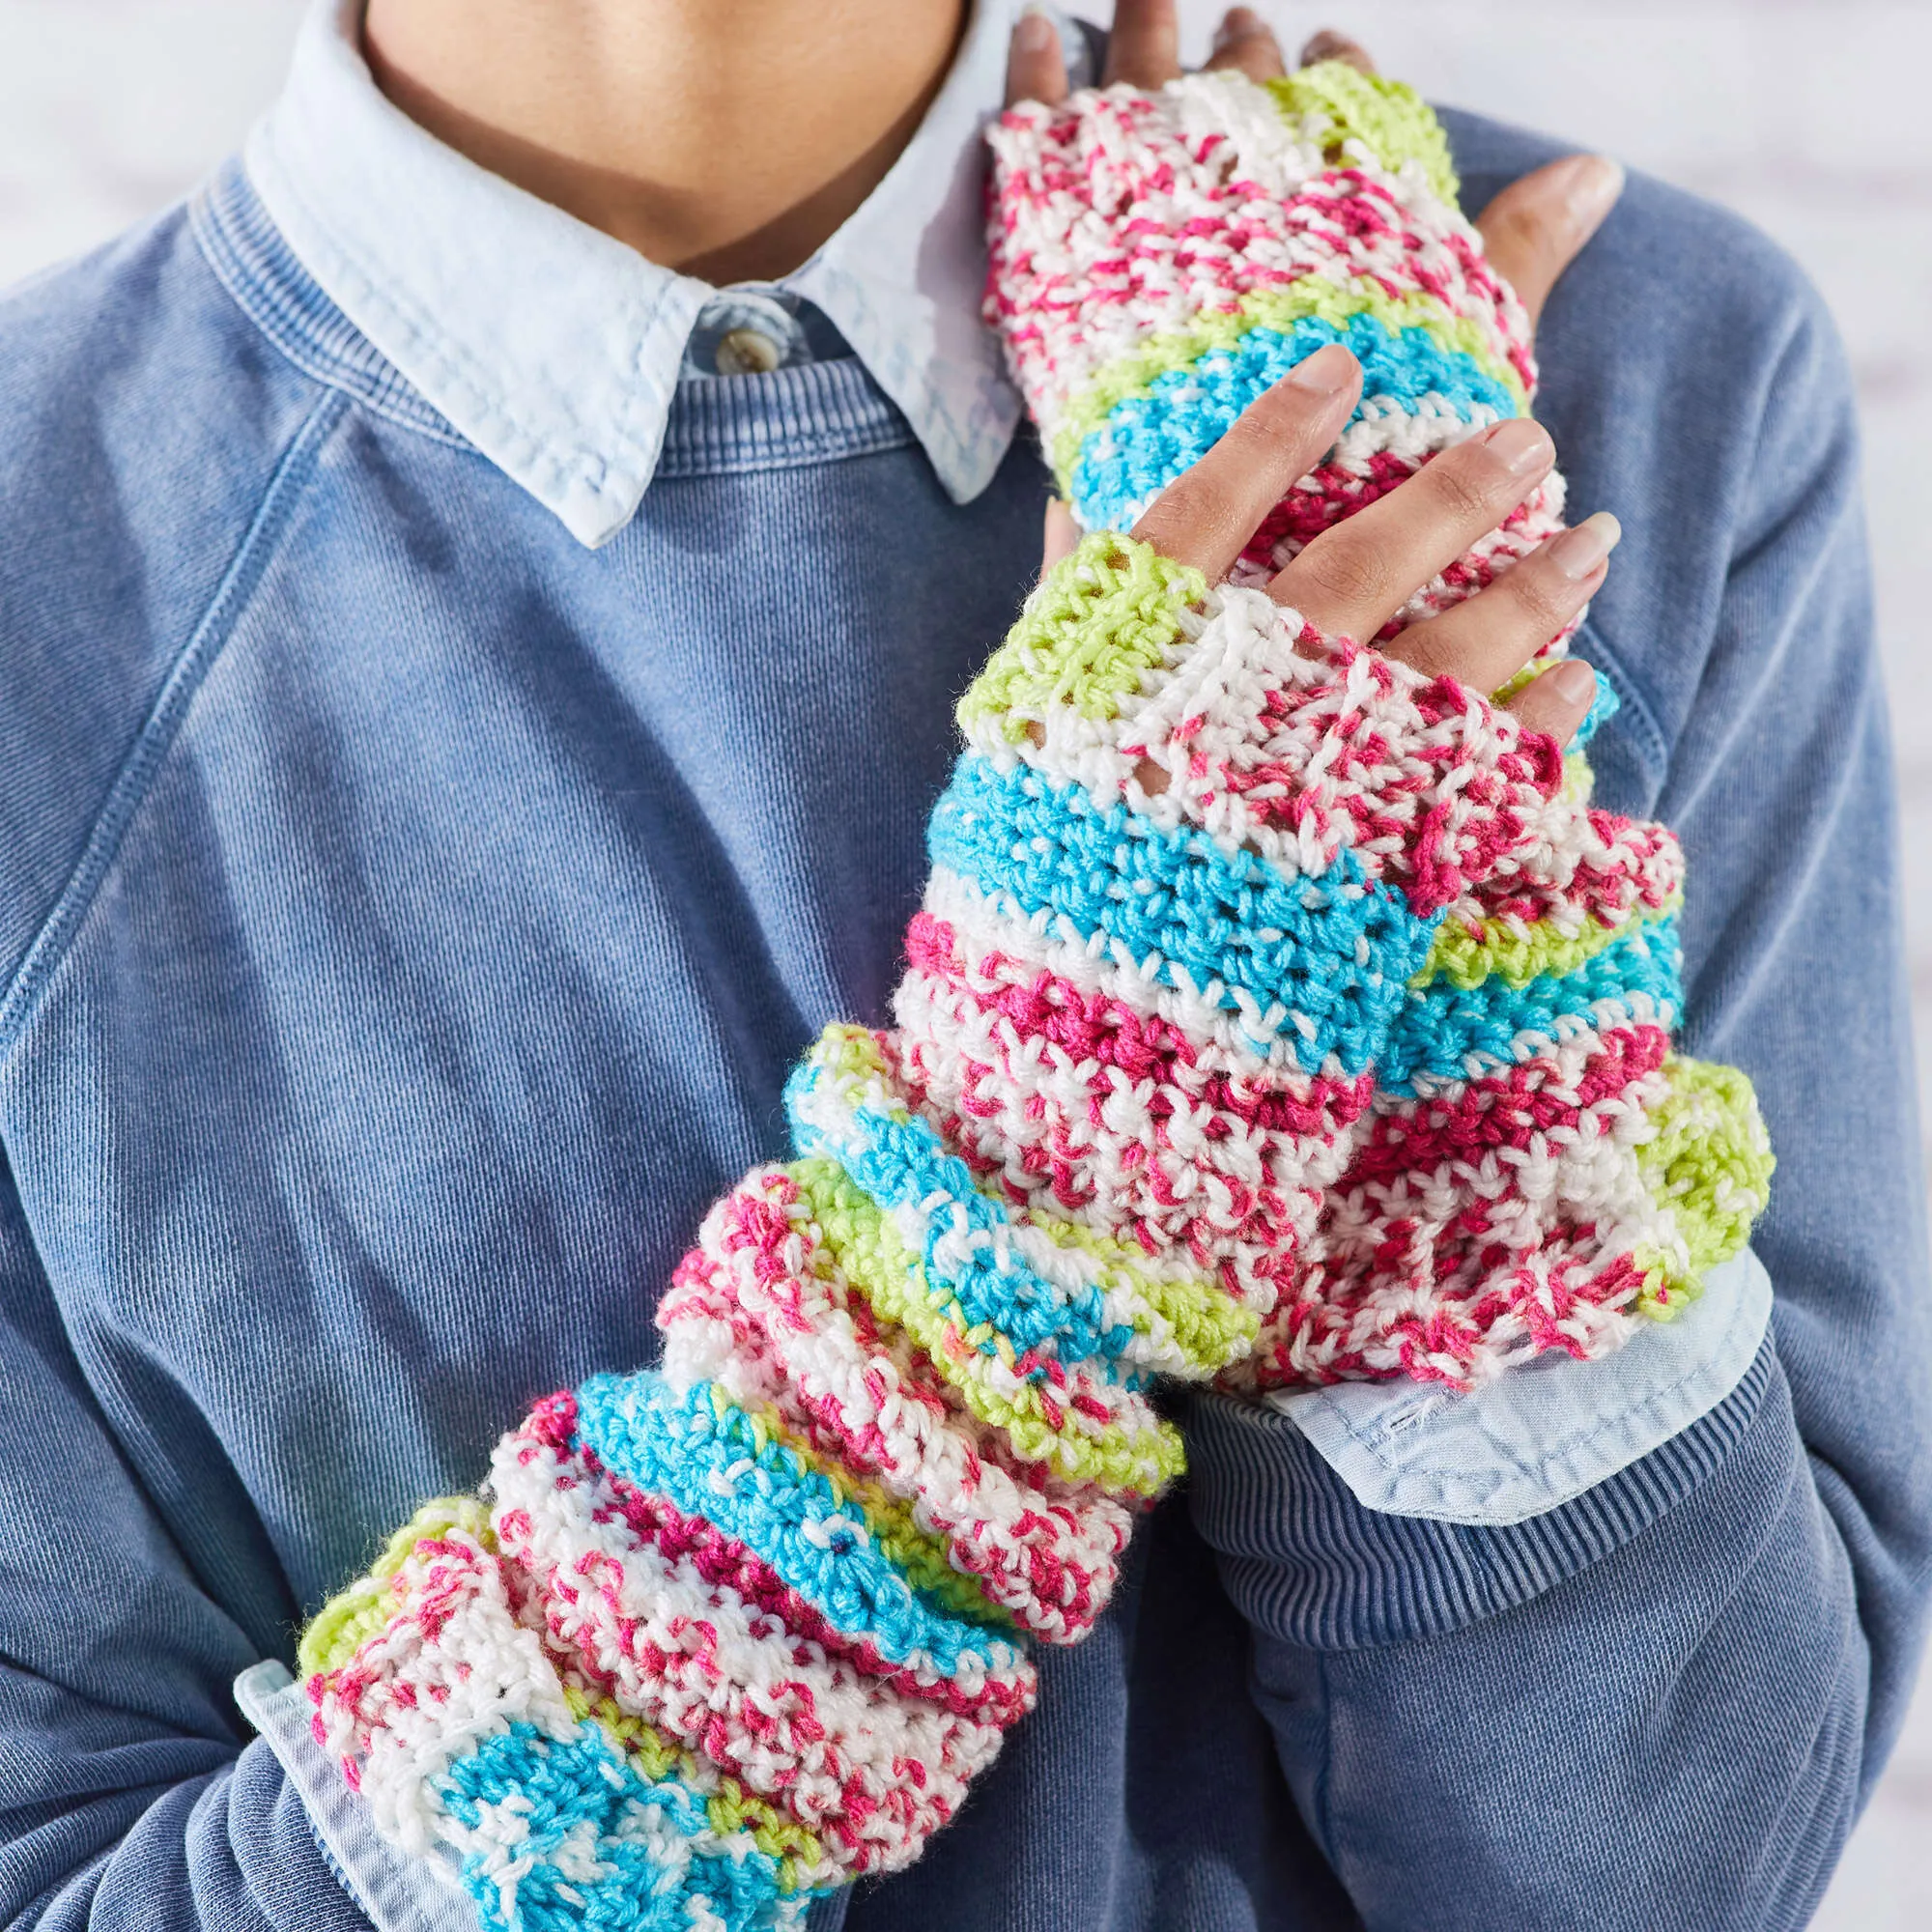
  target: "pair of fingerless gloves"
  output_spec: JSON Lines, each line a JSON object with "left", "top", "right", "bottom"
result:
{"left": 299, "top": 63, "right": 1771, "bottom": 1932}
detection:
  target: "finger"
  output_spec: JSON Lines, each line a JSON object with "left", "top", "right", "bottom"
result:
{"left": 1476, "top": 154, "right": 1623, "bottom": 332}
{"left": 1204, "top": 8, "right": 1287, "bottom": 81}
{"left": 1040, "top": 498, "right": 1081, "bottom": 577}
{"left": 1103, "top": 0, "right": 1181, "bottom": 88}
{"left": 1298, "top": 28, "right": 1377, "bottom": 73}
{"left": 1129, "top": 344, "right": 1363, "bottom": 580}
{"left": 1269, "top": 415, "right": 1554, "bottom": 639}
{"left": 1007, "top": 8, "right": 1069, "bottom": 108}
{"left": 1378, "top": 511, "right": 1620, "bottom": 691}
{"left": 1503, "top": 659, "right": 1597, "bottom": 748}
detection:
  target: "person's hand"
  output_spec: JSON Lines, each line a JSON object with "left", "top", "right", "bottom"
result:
{"left": 1005, "top": 1, "right": 1621, "bottom": 747}
{"left": 1006, "top": 3, "right": 1623, "bottom": 341}
{"left": 1037, "top": 349, "right": 1610, "bottom": 753}
{"left": 1136, "top": 348, "right": 1608, "bottom": 744}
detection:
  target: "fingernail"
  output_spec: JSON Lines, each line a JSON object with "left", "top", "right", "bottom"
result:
{"left": 1215, "top": 6, "right": 1264, "bottom": 44}
{"left": 1546, "top": 511, "right": 1622, "bottom": 581}
{"left": 1300, "top": 29, "right": 1370, "bottom": 71}
{"left": 1482, "top": 416, "right": 1552, "bottom": 476}
{"left": 1014, "top": 8, "right": 1055, "bottom": 53}
{"left": 1556, "top": 154, "right": 1624, "bottom": 233}
{"left": 1548, "top": 660, "right": 1596, "bottom": 707}
{"left": 1288, "top": 344, "right": 1356, "bottom": 394}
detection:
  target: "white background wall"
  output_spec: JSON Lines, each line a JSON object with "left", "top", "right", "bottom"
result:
{"left": 1, "top": 1, "right": 1926, "bottom": 1923}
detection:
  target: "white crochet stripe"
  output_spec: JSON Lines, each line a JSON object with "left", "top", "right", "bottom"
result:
{"left": 1277, "top": 1237, "right": 1647, "bottom": 1387}
{"left": 1173, "top": 70, "right": 1485, "bottom": 269}
{"left": 1471, "top": 786, "right": 1685, "bottom": 929}
{"left": 894, "top": 961, "right": 1345, "bottom": 1318}
{"left": 490, "top": 1426, "right": 1002, "bottom": 1877}
{"left": 657, "top": 1169, "right": 1135, "bottom": 1640}
{"left": 914, "top": 864, "right": 1327, "bottom": 1079}
{"left": 1165, "top": 68, "right": 1333, "bottom": 204}
{"left": 1343, "top": 1039, "right": 1675, "bottom": 1232}
{"left": 308, "top": 1531, "right": 577, "bottom": 1862}
{"left": 1341, "top": 391, "right": 1509, "bottom": 469}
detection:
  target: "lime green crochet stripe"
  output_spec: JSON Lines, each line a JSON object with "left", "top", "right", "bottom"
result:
{"left": 298, "top": 1495, "right": 494, "bottom": 1680}
{"left": 786, "top": 1155, "right": 1185, "bottom": 1494}
{"left": 705, "top": 1384, "right": 1013, "bottom": 1628}
{"left": 813, "top": 1019, "right": 910, "bottom": 1099}
{"left": 1045, "top": 276, "right": 1529, "bottom": 494}
{"left": 1022, "top": 1202, "right": 1260, "bottom": 1372}
{"left": 958, "top": 532, "right": 1203, "bottom": 745}
{"left": 1632, "top": 1054, "right": 1775, "bottom": 1320}
{"left": 566, "top": 1685, "right": 829, "bottom": 1896}
{"left": 1265, "top": 60, "right": 1460, "bottom": 209}
{"left": 1413, "top": 890, "right": 1685, "bottom": 992}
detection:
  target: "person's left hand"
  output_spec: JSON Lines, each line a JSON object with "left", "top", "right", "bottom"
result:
{"left": 1007, "top": 2, "right": 1622, "bottom": 339}
{"left": 1007, "top": 0, "right": 1625, "bottom": 582}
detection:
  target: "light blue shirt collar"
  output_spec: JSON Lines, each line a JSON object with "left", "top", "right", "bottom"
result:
{"left": 246, "top": 0, "right": 1041, "bottom": 548}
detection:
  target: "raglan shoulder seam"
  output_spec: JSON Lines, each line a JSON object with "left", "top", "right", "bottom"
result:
{"left": 0, "top": 384, "right": 353, "bottom": 1065}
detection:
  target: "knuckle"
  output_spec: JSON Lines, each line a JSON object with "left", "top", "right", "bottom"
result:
{"left": 1492, "top": 200, "right": 1548, "bottom": 253}
{"left": 1295, "top": 537, "right": 1389, "bottom": 615}
{"left": 1387, "top": 632, "right": 1456, "bottom": 682}
{"left": 1427, "top": 452, "right": 1506, "bottom": 525}
{"left": 1505, "top": 560, "right": 1572, "bottom": 632}
{"left": 1135, "top": 473, "right": 1228, "bottom": 553}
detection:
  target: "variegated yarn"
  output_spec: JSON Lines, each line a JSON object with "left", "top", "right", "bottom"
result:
{"left": 298, "top": 62, "right": 1771, "bottom": 1932}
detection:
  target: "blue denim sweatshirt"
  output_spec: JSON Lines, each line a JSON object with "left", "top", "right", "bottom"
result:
{"left": 0, "top": 35, "right": 1928, "bottom": 1932}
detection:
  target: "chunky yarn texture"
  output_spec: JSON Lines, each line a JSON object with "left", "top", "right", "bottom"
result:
{"left": 301, "top": 64, "right": 1772, "bottom": 1932}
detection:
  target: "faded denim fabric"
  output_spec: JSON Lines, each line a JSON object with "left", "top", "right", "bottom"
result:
{"left": 1272, "top": 1249, "right": 1773, "bottom": 1527}
{"left": 243, "top": 0, "right": 1778, "bottom": 1562}
{"left": 0, "top": 60, "right": 1926, "bottom": 1932}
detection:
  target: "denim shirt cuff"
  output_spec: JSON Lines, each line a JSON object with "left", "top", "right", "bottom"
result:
{"left": 1184, "top": 1274, "right": 1781, "bottom": 1651}
{"left": 235, "top": 1660, "right": 482, "bottom": 1932}
{"left": 1267, "top": 1246, "right": 1772, "bottom": 1526}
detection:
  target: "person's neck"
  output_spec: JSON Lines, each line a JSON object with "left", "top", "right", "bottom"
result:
{"left": 361, "top": 0, "right": 969, "bottom": 283}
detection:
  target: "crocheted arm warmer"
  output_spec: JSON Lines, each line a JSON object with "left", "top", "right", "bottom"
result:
{"left": 297, "top": 64, "right": 1771, "bottom": 1932}
{"left": 985, "top": 62, "right": 1773, "bottom": 1384}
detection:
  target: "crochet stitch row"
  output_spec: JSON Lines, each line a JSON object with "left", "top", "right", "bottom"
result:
{"left": 299, "top": 64, "right": 1771, "bottom": 1931}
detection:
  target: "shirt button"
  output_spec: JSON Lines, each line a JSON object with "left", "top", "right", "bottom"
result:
{"left": 716, "top": 327, "right": 782, "bottom": 376}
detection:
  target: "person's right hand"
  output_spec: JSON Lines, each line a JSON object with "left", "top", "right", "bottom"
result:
{"left": 1116, "top": 348, "right": 1611, "bottom": 750}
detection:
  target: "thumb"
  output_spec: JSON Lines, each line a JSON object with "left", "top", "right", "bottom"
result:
{"left": 1037, "top": 498, "right": 1080, "bottom": 581}
{"left": 1475, "top": 154, "right": 1624, "bottom": 337}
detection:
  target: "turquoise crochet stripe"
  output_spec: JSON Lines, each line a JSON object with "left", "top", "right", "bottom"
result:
{"left": 783, "top": 1067, "right": 1141, "bottom": 1378}
{"left": 1069, "top": 312, "right": 1518, "bottom": 532}
{"left": 574, "top": 1371, "right": 1010, "bottom": 1673}
{"left": 1380, "top": 917, "right": 1685, "bottom": 1093}
{"left": 1571, "top": 672, "right": 1620, "bottom": 748}
{"left": 927, "top": 755, "right": 1435, "bottom": 1075}
{"left": 439, "top": 1719, "right": 791, "bottom": 1932}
